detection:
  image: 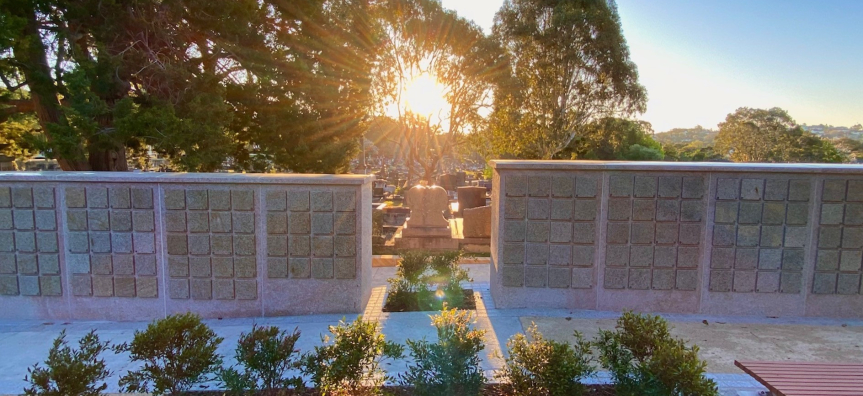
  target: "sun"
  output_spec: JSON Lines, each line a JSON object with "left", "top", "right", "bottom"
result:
{"left": 403, "top": 73, "right": 448, "bottom": 117}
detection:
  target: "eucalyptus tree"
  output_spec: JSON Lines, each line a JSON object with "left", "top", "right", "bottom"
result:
{"left": 0, "top": 0, "right": 377, "bottom": 172}
{"left": 372, "top": 0, "right": 503, "bottom": 184}
{"left": 480, "top": 0, "right": 647, "bottom": 160}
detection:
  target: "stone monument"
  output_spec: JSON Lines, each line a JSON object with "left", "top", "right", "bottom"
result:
{"left": 396, "top": 183, "right": 458, "bottom": 249}
{"left": 402, "top": 183, "right": 450, "bottom": 237}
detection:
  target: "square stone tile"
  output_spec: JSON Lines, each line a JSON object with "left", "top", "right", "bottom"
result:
{"left": 710, "top": 247, "right": 734, "bottom": 269}
{"left": 605, "top": 245, "right": 629, "bottom": 267}
{"left": 604, "top": 268, "right": 627, "bottom": 289}
{"left": 524, "top": 266, "right": 548, "bottom": 288}
{"left": 652, "top": 268, "right": 675, "bottom": 290}
{"left": 232, "top": 190, "right": 255, "bottom": 211}
{"left": 528, "top": 176, "right": 551, "bottom": 197}
{"left": 632, "top": 199, "right": 656, "bottom": 221}
{"left": 676, "top": 269, "right": 698, "bottom": 290}
{"left": 525, "top": 243, "right": 548, "bottom": 265}
{"left": 191, "top": 279, "right": 212, "bottom": 300}
{"left": 312, "top": 258, "right": 334, "bottom": 279}
{"left": 609, "top": 175, "right": 633, "bottom": 197}
{"left": 658, "top": 177, "right": 681, "bottom": 198}
{"left": 311, "top": 191, "right": 333, "bottom": 212}
{"left": 628, "top": 268, "right": 651, "bottom": 289}
{"left": 289, "top": 258, "right": 310, "bottom": 278}
{"left": 677, "top": 246, "right": 700, "bottom": 268}
{"left": 682, "top": 177, "right": 705, "bottom": 199}
{"left": 756, "top": 271, "right": 780, "bottom": 293}
{"left": 502, "top": 265, "right": 523, "bottom": 287}
{"left": 734, "top": 248, "right": 758, "bottom": 270}
{"left": 607, "top": 199, "right": 631, "bottom": 221}
{"left": 572, "top": 267, "right": 593, "bottom": 288}
{"left": 235, "top": 279, "right": 257, "bottom": 300}
{"left": 131, "top": 188, "right": 153, "bottom": 209}
{"left": 764, "top": 179, "right": 788, "bottom": 201}
{"left": 656, "top": 200, "right": 679, "bottom": 222}
{"left": 573, "top": 200, "right": 597, "bottom": 221}
{"left": 213, "top": 279, "right": 235, "bottom": 300}
{"left": 169, "top": 278, "right": 189, "bottom": 299}
{"left": 572, "top": 222, "right": 595, "bottom": 244}
{"left": 549, "top": 222, "right": 572, "bottom": 243}
{"left": 630, "top": 246, "right": 653, "bottom": 268}
{"left": 758, "top": 249, "right": 782, "bottom": 270}
{"left": 709, "top": 270, "right": 732, "bottom": 292}
{"left": 547, "top": 267, "right": 570, "bottom": 288}
{"left": 716, "top": 178, "right": 740, "bottom": 200}
{"left": 633, "top": 176, "right": 656, "bottom": 198}
{"left": 812, "top": 272, "right": 837, "bottom": 294}
{"left": 780, "top": 271, "right": 802, "bottom": 294}
{"left": 572, "top": 245, "right": 595, "bottom": 266}
{"left": 575, "top": 177, "right": 597, "bottom": 198}
{"left": 741, "top": 179, "right": 764, "bottom": 200}
{"left": 733, "top": 271, "right": 756, "bottom": 293}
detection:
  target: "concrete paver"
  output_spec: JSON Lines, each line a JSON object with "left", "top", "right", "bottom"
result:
{"left": 2, "top": 264, "right": 860, "bottom": 395}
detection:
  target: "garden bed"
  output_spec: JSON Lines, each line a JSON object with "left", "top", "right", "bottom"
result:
{"left": 382, "top": 288, "right": 476, "bottom": 312}
{"left": 189, "top": 384, "right": 616, "bottom": 395}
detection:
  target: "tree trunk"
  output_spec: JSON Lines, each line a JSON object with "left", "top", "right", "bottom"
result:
{"left": 88, "top": 146, "right": 129, "bottom": 171}
{"left": 9, "top": 4, "right": 90, "bottom": 171}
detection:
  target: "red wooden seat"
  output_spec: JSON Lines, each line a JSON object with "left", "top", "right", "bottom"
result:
{"left": 735, "top": 360, "right": 863, "bottom": 396}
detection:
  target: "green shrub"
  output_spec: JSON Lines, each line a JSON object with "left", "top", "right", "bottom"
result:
{"left": 594, "top": 311, "right": 719, "bottom": 396}
{"left": 220, "top": 325, "right": 304, "bottom": 395}
{"left": 115, "top": 313, "right": 223, "bottom": 395}
{"left": 386, "top": 250, "right": 470, "bottom": 310}
{"left": 399, "top": 307, "right": 486, "bottom": 396}
{"left": 495, "top": 323, "right": 594, "bottom": 396}
{"left": 24, "top": 330, "right": 111, "bottom": 396}
{"left": 302, "top": 316, "right": 403, "bottom": 395}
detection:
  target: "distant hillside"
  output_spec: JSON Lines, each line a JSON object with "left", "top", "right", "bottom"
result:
{"left": 655, "top": 127, "right": 718, "bottom": 146}
{"left": 801, "top": 124, "right": 863, "bottom": 141}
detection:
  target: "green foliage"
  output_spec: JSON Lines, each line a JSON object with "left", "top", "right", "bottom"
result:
{"left": 24, "top": 330, "right": 111, "bottom": 396}
{"left": 563, "top": 117, "right": 662, "bottom": 161}
{"left": 716, "top": 107, "right": 844, "bottom": 163}
{"left": 595, "top": 311, "right": 719, "bottom": 396}
{"left": 399, "top": 307, "right": 486, "bottom": 396}
{"left": 115, "top": 313, "right": 223, "bottom": 396}
{"left": 220, "top": 325, "right": 304, "bottom": 395}
{"left": 482, "top": 165, "right": 493, "bottom": 180}
{"left": 301, "top": 316, "right": 403, "bottom": 395}
{"left": 495, "top": 323, "right": 594, "bottom": 396}
{"left": 386, "top": 251, "right": 471, "bottom": 311}
{"left": 1, "top": 0, "right": 376, "bottom": 171}
{"left": 481, "top": 0, "right": 646, "bottom": 160}
{"left": 373, "top": 0, "right": 500, "bottom": 182}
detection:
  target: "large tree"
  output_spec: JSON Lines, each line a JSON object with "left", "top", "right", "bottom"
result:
{"left": 477, "top": 0, "right": 646, "bottom": 160}
{"left": 372, "top": 0, "right": 502, "bottom": 184}
{"left": 0, "top": 0, "right": 377, "bottom": 172}
{"left": 715, "top": 107, "right": 844, "bottom": 163}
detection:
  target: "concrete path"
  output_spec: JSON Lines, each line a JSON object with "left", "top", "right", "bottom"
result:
{"left": 2, "top": 264, "right": 861, "bottom": 395}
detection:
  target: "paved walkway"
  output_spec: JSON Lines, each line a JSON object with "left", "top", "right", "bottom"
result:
{"left": 2, "top": 265, "right": 862, "bottom": 395}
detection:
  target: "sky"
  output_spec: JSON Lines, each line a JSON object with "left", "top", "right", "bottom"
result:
{"left": 439, "top": 0, "right": 863, "bottom": 132}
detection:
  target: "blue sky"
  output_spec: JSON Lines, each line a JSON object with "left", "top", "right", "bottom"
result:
{"left": 439, "top": 0, "right": 863, "bottom": 132}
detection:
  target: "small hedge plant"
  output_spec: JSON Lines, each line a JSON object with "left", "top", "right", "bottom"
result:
{"left": 24, "top": 330, "right": 111, "bottom": 396}
{"left": 595, "top": 311, "right": 719, "bottom": 396}
{"left": 301, "top": 316, "right": 403, "bottom": 395}
{"left": 495, "top": 323, "right": 594, "bottom": 396}
{"left": 386, "top": 250, "right": 470, "bottom": 310}
{"left": 399, "top": 306, "right": 486, "bottom": 396}
{"left": 220, "top": 324, "right": 304, "bottom": 395}
{"left": 115, "top": 313, "right": 223, "bottom": 395}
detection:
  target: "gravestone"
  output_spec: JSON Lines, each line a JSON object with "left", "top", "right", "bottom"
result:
{"left": 457, "top": 186, "right": 487, "bottom": 217}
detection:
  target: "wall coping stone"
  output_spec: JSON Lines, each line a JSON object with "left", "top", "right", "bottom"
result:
{"left": 0, "top": 172, "right": 374, "bottom": 185}
{"left": 490, "top": 160, "right": 863, "bottom": 174}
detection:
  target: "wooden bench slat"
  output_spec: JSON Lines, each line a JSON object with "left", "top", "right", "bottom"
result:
{"left": 735, "top": 360, "right": 863, "bottom": 396}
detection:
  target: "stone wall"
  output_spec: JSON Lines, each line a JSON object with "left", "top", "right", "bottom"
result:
{"left": 490, "top": 161, "right": 863, "bottom": 318}
{"left": 0, "top": 172, "right": 373, "bottom": 321}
